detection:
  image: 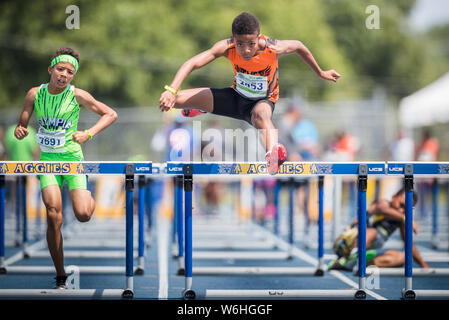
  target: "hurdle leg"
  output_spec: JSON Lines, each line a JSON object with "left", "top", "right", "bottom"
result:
{"left": 288, "top": 178, "right": 294, "bottom": 259}
{"left": 0, "top": 175, "right": 5, "bottom": 274}
{"left": 314, "top": 176, "right": 325, "bottom": 276}
{"left": 182, "top": 165, "right": 195, "bottom": 299}
{"left": 273, "top": 180, "right": 281, "bottom": 236}
{"left": 21, "top": 176, "right": 30, "bottom": 258}
{"left": 355, "top": 165, "right": 367, "bottom": 299}
{"left": 136, "top": 175, "right": 146, "bottom": 275}
{"left": 402, "top": 164, "right": 416, "bottom": 299}
{"left": 303, "top": 180, "right": 310, "bottom": 243}
{"left": 432, "top": 178, "right": 439, "bottom": 249}
{"left": 172, "top": 177, "right": 178, "bottom": 256}
{"left": 176, "top": 175, "right": 184, "bottom": 275}
{"left": 145, "top": 177, "right": 153, "bottom": 247}
{"left": 123, "top": 164, "right": 135, "bottom": 299}
{"left": 15, "top": 177, "right": 21, "bottom": 247}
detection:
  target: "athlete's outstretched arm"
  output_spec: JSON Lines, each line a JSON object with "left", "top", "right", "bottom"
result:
{"left": 159, "top": 39, "right": 229, "bottom": 111}
{"left": 373, "top": 199, "right": 419, "bottom": 234}
{"left": 15, "top": 87, "right": 39, "bottom": 139}
{"left": 73, "top": 89, "right": 118, "bottom": 144}
{"left": 270, "top": 39, "right": 340, "bottom": 82}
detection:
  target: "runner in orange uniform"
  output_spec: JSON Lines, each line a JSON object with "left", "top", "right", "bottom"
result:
{"left": 159, "top": 12, "right": 340, "bottom": 174}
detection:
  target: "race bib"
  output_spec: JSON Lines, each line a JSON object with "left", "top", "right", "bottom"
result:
{"left": 36, "top": 127, "right": 66, "bottom": 153}
{"left": 235, "top": 73, "right": 268, "bottom": 99}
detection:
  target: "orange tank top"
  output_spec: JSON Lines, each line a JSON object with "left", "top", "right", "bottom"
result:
{"left": 226, "top": 35, "right": 279, "bottom": 103}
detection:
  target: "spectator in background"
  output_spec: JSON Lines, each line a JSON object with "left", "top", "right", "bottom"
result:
{"left": 166, "top": 115, "right": 193, "bottom": 162}
{"left": 151, "top": 111, "right": 194, "bottom": 162}
{"left": 279, "top": 103, "right": 320, "bottom": 161}
{"left": 416, "top": 128, "right": 439, "bottom": 161}
{"left": 389, "top": 129, "right": 415, "bottom": 161}
{"left": 334, "top": 130, "right": 359, "bottom": 161}
{"left": 323, "top": 130, "right": 360, "bottom": 162}
{"left": 4, "top": 124, "right": 40, "bottom": 161}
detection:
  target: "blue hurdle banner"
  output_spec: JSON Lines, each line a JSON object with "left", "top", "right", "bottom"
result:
{"left": 166, "top": 162, "right": 386, "bottom": 175}
{"left": 0, "top": 161, "right": 152, "bottom": 175}
{"left": 387, "top": 162, "right": 449, "bottom": 175}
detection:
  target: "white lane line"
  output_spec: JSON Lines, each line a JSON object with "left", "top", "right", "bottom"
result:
{"left": 253, "top": 223, "right": 388, "bottom": 300}
{"left": 157, "top": 214, "right": 170, "bottom": 299}
{"left": 5, "top": 239, "right": 46, "bottom": 265}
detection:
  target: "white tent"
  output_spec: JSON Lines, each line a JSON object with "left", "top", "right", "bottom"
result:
{"left": 399, "top": 72, "right": 449, "bottom": 128}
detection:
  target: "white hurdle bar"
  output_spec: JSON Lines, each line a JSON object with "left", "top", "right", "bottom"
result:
{"left": 0, "top": 161, "right": 153, "bottom": 299}
{"left": 4, "top": 265, "right": 128, "bottom": 274}
{"left": 193, "top": 240, "right": 276, "bottom": 250}
{"left": 205, "top": 289, "right": 359, "bottom": 299}
{"left": 192, "top": 251, "right": 291, "bottom": 260}
{"left": 0, "top": 289, "right": 127, "bottom": 299}
{"left": 24, "top": 250, "right": 139, "bottom": 259}
{"left": 193, "top": 266, "right": 320, "bottom": 275}
{"left": 355, "top": 267, "right": 449, "bottom": 277}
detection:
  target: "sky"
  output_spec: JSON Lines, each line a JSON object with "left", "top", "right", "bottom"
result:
{"left": 408, "top": 0, "right": 449, "bottom": 32}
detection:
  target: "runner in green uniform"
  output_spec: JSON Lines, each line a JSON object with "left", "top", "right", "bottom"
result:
{"left": 14, "top": 47, "right": 118, "bottom": 288}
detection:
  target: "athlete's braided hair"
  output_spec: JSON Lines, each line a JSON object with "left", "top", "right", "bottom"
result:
{"left": 52, "top": 47, "right": 80, "bottom": 64}
{"left": 232, "top": 12, "right": 260, "bottom": 35}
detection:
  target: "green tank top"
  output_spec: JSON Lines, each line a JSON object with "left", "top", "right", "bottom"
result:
{"left": 34, "top": 83, "right": 83, "bottom": 160}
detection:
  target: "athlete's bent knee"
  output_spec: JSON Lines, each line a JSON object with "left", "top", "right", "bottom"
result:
{"left": 75, "top": 210, "right": 92, "bottom": 223}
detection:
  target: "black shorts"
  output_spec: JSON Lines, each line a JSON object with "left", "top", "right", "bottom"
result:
{"left": 210, "top": 87, "right": 275, "bottom": 125}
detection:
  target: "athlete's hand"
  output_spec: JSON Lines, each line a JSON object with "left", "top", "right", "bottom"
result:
{"left": 72, "top": 131, "right": 90, "bottom": 145}
{"left": 14, "top": 125, "right": 29, "bottom": 140}
{"left": 159, "top": 90, "right": 176, "bottom": 112}
{"left": 319, "top": 69, "right": 341, "bottom": 82}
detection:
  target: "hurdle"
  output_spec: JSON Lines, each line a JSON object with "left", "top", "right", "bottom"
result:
{"left": 9, "top": 180, "right": 147, "bottom": 273}
{"left": 387, "top": 162, "right": 449, "bottom": 300}
{"left": 174, "top": 175, "right": 283, "bottom": 274}
{"left": 167, "top": 161, "right": 387, "bottom": 300}
{"left": 3, "top": 171, "right": 153, "bottom": 276}
{"left": 0, "top": 161, "right": 152, "bottom": 299}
